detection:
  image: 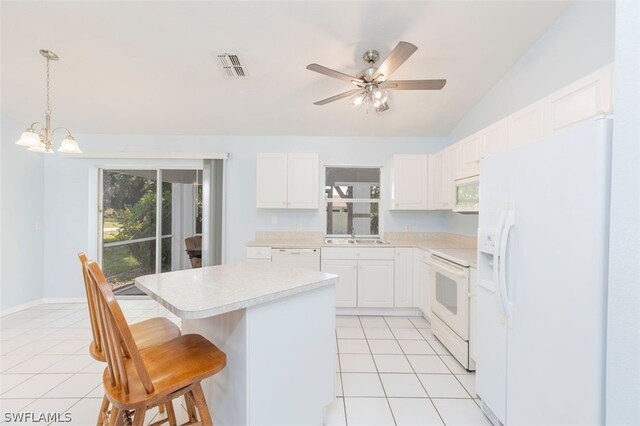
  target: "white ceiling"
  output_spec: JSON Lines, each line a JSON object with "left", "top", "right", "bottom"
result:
{"left": 1, "top": 1, "right": 572, "bottom": 137}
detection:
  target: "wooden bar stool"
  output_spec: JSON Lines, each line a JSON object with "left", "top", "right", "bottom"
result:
{"left": 78, "top": 253, "right": 182, "bottom": 425}
{"left": 86, "top": 260, "right": 226, "bottom": 426}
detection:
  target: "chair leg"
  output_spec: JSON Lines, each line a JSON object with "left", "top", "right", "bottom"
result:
{"left": 97, "top": 396, "right": 110, "bottom": 426}
{"left": 158, "top": 404, "right": 165, "bottom": 414}
{"left": 109, "top": 407, "right": 120, "bottom": 426}
{"left": 191, "top": 383, "right": 213, "bottom": 426}
{"left": 164, "top": 401, "right": 177, "bottom": 426}
{"left": 132, "top": 407, "right": 146, "bottom": 426}
{"left": 184, "top": 393, "right": 198, "bottom": 423}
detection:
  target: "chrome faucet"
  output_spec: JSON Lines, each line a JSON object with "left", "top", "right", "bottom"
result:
{"left": 350, "top": 227, "right": 356, "bottom": 239}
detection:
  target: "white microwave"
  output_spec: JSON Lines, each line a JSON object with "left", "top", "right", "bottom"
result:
{"left": 453, "top": 174, "right": 479, "bottom": 213}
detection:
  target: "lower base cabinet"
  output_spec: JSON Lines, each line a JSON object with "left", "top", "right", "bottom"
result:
{"left": 357, "top": 260, "right": 395, "bottom": 308}
{"left": 321, "top": 259, "right": 358, "bottom": 307}
{"left": 321, "top": 255, "right": 395, "bottom": 308}
{"left": 413, "top": 249, "right": 432, "bottom": 319}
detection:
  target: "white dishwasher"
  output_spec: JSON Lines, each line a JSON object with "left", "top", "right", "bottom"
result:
{"left": 270, "top": 248, "right": 321, "bottom": 271}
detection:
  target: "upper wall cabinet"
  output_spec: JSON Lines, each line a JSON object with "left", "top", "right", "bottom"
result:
{"left": 507, "top": 100, "right": 545, "bottom": 150}
{"left": 390, "top": 155, "right": 429, "bottom": 210}
{"left": 543, "top": 66, "right": 613, "bottom": 134}
{"left": 256, "top": 153, "right": 319, "bottom": 209}
{"left": 480, "top": 119, "right": 508, "bottom": 158}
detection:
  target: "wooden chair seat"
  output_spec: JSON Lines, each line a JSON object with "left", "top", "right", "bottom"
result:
{"left": 89, "top": 317, "right": 181, "bottom": 362}
{"left": 103, "top": 333, "right": 226, "bottom": 409}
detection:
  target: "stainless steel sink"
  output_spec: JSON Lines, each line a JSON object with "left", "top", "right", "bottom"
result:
{"left": 353, "top": 239, "right": 389, "bottom": 245}
{"left": 324, "top": 238, "right": 357, "bottom": 244}
{"left": 324, "top": 238, "right": 388, "bottom": 245}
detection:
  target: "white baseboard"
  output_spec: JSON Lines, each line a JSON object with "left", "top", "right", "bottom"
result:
{"left": 0, "top": 297, "right": 87, "bottom": 317}
{"left": 0, "top": 298, "right": 45, "bottom": 317}
{"left": 42, "top": 297, "right": 86, "bottom": 304}
{"left": 337, "top": 307, "right": 423, "bottom": 317}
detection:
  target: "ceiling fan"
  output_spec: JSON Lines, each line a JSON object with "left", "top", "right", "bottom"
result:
{"left": 306, "top": 41, "right": 446, "bottom": 113}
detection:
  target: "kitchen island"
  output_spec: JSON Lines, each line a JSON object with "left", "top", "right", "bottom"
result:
{"left": 135, "top": 262, "right": 338, "bottom": 426}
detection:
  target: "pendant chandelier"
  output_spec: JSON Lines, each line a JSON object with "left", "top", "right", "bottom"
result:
{"left": 15, "top": 49, "right": 81, "bottom": 154}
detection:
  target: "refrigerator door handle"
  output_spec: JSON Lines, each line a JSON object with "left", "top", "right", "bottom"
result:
{"left": 499, "top": 207, "right": 515, "bottom": 324}
{"left": 494, "top": 209, "right": 508, "bottom": 317}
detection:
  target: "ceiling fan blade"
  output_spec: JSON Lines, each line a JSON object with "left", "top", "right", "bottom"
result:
{"left": 306, "top": 64, "right": 363, "bottom": 84}
{"left": 371, "top": 41, "right": 418, "bottom": 81}
{"left": 381, "top": 79, "right": 447, "bottom": 90}
{"left": 313, "top": 89, "right": 362, "bottom": 106}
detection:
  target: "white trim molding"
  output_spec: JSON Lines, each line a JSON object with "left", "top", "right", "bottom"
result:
{"left": 63, "top": 152, "right": 229, "bottom": 160}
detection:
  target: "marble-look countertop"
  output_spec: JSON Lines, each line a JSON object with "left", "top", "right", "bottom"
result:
{"left": 429, "top": 248, "right": 478, "bottom": 268}
{"left": 246, "top": 231, "right": 478, "bottom": 268}
{"left": 135, "top": 262, "right": 338, "bottom": 319}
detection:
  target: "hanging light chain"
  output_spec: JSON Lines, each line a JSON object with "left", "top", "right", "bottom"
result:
{"left": 45, "top": 57, "right": 51, "bottom": 116}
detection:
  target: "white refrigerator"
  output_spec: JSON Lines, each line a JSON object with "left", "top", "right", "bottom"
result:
{"left": 476, "top": 117, "right": 611, "bottom": 426}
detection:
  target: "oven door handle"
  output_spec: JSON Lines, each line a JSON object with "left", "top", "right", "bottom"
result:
{"left": 429, "top": 258, "right": 468, "bottom": 278}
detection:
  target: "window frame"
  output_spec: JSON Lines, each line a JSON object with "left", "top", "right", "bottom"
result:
{"left": 323, "top": 165, "right": 383, "bottom": 238}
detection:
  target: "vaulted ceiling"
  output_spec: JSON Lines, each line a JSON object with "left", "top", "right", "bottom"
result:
{"left": 1, "top": 1, "right": 572, "bottom": 136}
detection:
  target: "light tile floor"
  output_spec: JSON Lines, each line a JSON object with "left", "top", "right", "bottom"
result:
{"left": 0, "top": 301, "right": 490, "bottom": 426}
{"left": 329, "top": 315, "right": 491, "bottom": 426}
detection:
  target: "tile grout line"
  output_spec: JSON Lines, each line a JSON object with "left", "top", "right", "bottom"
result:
{"left": 359, "top": 316, "right": 398, "bottom": 426}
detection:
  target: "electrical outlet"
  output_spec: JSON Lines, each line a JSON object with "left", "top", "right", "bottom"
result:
{"left": 271, "top": 216, "right": 278, "bottom": 225}
{"left": 294, "top": 223, "right": 301, "bottom": 231}
{"left": 404, "top": 224, "right": 412, "bottom": 231}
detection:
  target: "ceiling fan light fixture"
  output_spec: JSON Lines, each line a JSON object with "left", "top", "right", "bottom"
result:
{"left": 351, "top": 92, "right": 366, "bottom": 108}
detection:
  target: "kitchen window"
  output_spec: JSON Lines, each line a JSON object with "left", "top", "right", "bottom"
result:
{"left": 325, "top": 167, "right": 380, "bottom": 237}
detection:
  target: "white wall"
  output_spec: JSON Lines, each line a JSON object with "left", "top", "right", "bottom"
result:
{"left": 42, "top": 134, "right": 480, "bottom": 299}
{"left": 449, "top": 1, "right": 615, "bottom": 141}
{"left": 0, "top": 115, "right": 45, "bottom": 310}
{"left": 606, "top": 1, "right": 640, "bottom": 423}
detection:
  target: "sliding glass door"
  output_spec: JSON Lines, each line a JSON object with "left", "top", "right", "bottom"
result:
{"left": 99, "top": 168, "right": 203, "bottom": 291}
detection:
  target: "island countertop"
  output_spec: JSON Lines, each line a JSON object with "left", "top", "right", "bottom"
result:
{"left": 135, "top": 261, "right": 338, "bottom": 319}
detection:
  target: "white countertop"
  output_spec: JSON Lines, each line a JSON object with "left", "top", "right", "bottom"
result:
{"left": 135, "top": 262, "right": 338, "bottom": 319}
{"left": 429, "top": 248, "right": 478, "bottom": 268}
{"left": 246, "top": 232, "right": 478, "bottom": 268}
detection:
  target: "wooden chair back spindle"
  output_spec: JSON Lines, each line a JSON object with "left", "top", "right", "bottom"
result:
{"left": 78, "top": 253, "right": 103, "bottom": 356}
{"left": 86, "top": 260, "right": 156, "bottom": 396}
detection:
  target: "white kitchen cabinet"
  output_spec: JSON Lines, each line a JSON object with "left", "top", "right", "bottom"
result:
{"left": 543, "top": 65, "right": 613, "bottom": 134}
{"left": 480, "top": 119, "right": 508, "bottom": 158}
{"left": 321, "top": 259, "right": 358, "bottom": 307}
{"left": 413, "top": 249, "right": 431, "bottom": 319}
{"left": 256, "top": 154, "right": 288, "bottom": 208}
{"left": 427, "top": 155, "right": 438, "bottom": 210}
{"left": 357, "top": 260, "right": 395, "bottom": 308}
{"left": 459, "top": 133, "right": 481, "bottom": 174}
{"left": 287, "top": 153, "right": 319, "bottom": 208}
{"left": 322, "top": 248, "right": 397, "bottom": 308}
{"left": 394, "top": 248, "right": 413, "bottom": 307}
{"left": 507, "top": 101, "right": 545, "bottom": 150}
{"left": 256, "top": 153, "right": 318, "bottom": 209}
{"left": 246, "top": 246, "right": 272, "bottom": 261}
{"left": 429, "top": 150, "right": 452, "bottom": 210}
{"left": 390, "top": 155, "right": 429, "bottom": 210}
{"left": 436, "top": 146, "right": 457, "bottom": 210}
{"left": 469, "top": 267, "right": 477, "bottom": 363}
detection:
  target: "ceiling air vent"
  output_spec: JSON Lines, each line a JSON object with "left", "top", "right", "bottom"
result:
{"left": 217, "top": 54, "right": 249, "bottom": 79}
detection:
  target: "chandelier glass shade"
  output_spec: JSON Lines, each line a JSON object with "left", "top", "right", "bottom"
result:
{"left": 15, "top": 50, "right": 81, "bottom": 154}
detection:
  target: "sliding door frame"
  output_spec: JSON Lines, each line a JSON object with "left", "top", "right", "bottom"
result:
{"left": 96, "top": 163, "right": 220, "bottom": 278}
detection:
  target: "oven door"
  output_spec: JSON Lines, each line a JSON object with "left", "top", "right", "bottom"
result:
{"left": 429, "top": 255, "right": 470, "bottom": 340}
